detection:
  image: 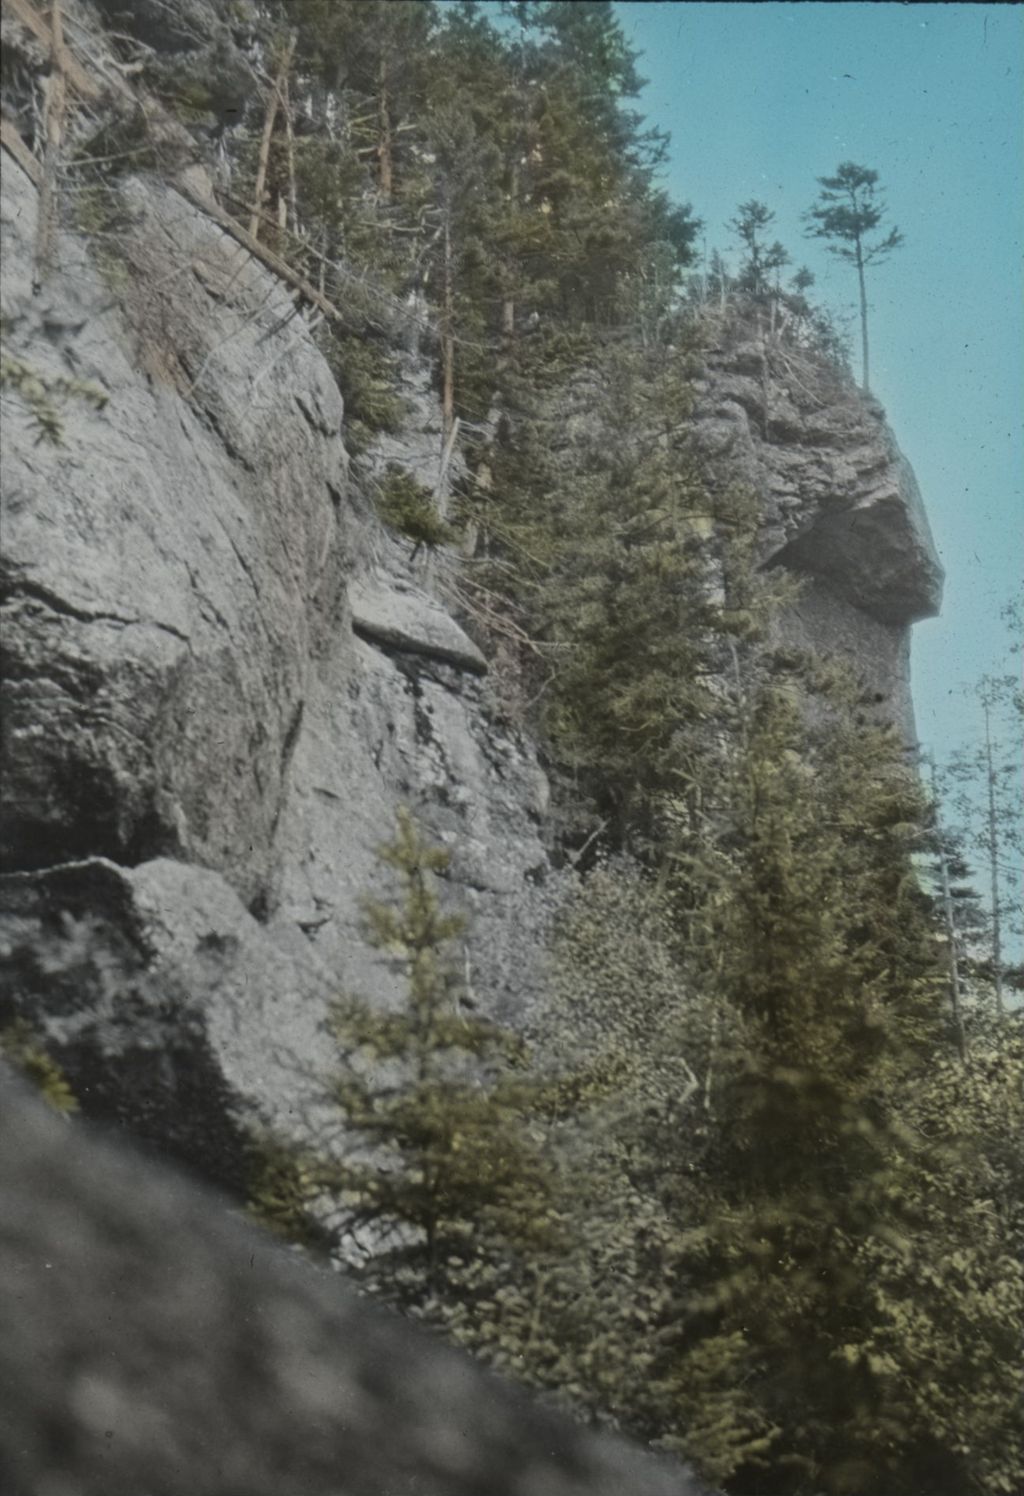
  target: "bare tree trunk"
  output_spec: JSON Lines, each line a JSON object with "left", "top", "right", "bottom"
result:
{"left": 856, "top": 244, "right": 870, "bottom": 392}
{"left": 930, "top": 764, "right": 967, "bottom": 1059}
{"left": 249, "top": 86, "right": 280, "bottom": 241}
{"left": 421, "top": 417, "right": 461, "bottom": 587}
{"left": 249, "top": 35, "right": 295, "bottom": 241}
{"left": 2, "top": 115, "right": 43, "bottom": 186}
{"left": 281, "top": 65, "right": 298, "bottom": 237}
{"left": 982, "top": 697, "right": 1006, "bottom": 1017}
{"left": 702, "top": 1004, "right": 719, "bottom": 1116}
{"left": 500, "top": 156, "right": 518, "bottom": 348}
{"left": 377, "top": 54, "right": 393, "bottom": 201}
{"left": 434, "top": 417, "right": 460, "bottom": 520}
{"left": 33, "top": 0, "right": 67, "bottom": 294}
{"left": 441, "top": 208, "right": 455, "bottom": 442}
{"left": 176, "top": 178, "right": 345, "bottom": 325}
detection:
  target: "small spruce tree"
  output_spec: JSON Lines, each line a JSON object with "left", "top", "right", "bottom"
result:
{"left": 0, "top": 1019, "right": 78, "bottom": 1115}
{"left": 324, "top": 808, "right": 564, "bottom": 1314}
{"left": 729, "top": 200, "right": 789, "bottom": 300}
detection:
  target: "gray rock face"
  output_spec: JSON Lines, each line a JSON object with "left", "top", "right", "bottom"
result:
{"left": 349, "top": 569, "right": 487, "bottom": 675}
{"left": 0, "top": 857, "right": 341, "bottom": 1184}
{"left": 690, "top": 335, "right": 943, "bottom": 738}
{"left": 272, "top": 622, "right": 557, "bottom": 1027}
{"left": 0, "top": 118, "right": 943, "bottom": 1178}
{"left": 1, "top": 156, "right": 348, "bottom": 906}
{"left": 0, "top": 140, "right": 559, "bottom": 1186}
{"left": 0, "top": 15, "right": 942, "bottom": 1487}
{"left": 0, "top": 1078, "right": 707, "bottom": 1496}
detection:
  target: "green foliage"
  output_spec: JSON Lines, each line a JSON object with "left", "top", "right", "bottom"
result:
{"left": 295, "top": 706, "right": 1018, "bottom": 1496}
{"left": 938, "top": 656, "right": 1023, "bottom": 1018}
{"left": 0, "top": 1020, "right": 78, "bottom": 1115}
{"left": 805, "top": 162, "right": 904, "bottom": 269}
{"left": 255, "top": 0, "right": 698, "bottom": 437}
{"left": 471, "top": 334, "right": 786, "bottom": 854}
{"left": 647, "top": 685, "right": 1023, "bottom": 1495}
{"left": 70, "top": 178, "right": 136, "bottom": 295}
{"left": 804, "top": 161, "right": 903, "bottom": 390}
{"left": 374, "top": 465, "right": 455, "bottom": 550}
{"left": 436, "top": 669, "right": 1018, "bottom": 1493}
{"left": 318, "top": 332, "right": 405, "bottom": 453}
{"left": 70, "top": 7, "right": 1016, "bottom": 1486}
{"left": 0, "top": 345, "right": 108, "bottom": 445}
{"left": 321, "top": 809, "right": 566, "bottom": 1311}
{"left": 506, "top": 863, "right": 706, "bottom": 1411}
{"left": 244, "top": 1133, "right": 334, "bottom": 1253}
{"left": 72, "top": 106, "right": 163, "bottom": 179}
{"left": 729, "top": 199, "right": 790, "bottom": 298}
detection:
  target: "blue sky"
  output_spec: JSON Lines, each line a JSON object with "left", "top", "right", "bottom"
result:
{"left": 614, "top": 0, "right": 1023, "bottom": 767}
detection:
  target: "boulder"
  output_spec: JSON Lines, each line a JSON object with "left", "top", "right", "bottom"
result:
{"left": 0, "top": 1078, "right": 707, "bottom": 1496}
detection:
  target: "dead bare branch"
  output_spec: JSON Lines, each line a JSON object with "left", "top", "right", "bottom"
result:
{"left": 0, "top": 110, "right": 42, "bottom": 184}
{"left": 32, "top": 0, "right": 67, "bottom": 293}
{"left": 249, "top": 32, "right": 295, "bottom": 241}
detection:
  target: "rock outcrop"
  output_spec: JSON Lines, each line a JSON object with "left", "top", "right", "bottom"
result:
{"left": 0, "top": 4, "right": 945, "bottom": 1485}
{"left": 1, "top": 158, "right": 348, "bottom": 904}
{"left": 0, "top": 93, "right": 943, "bottom": 1180}
{"left": 1, "top": 132, "right": 557, "bottom": 1181}
{"left": 0, "top": 1076, "right": 705, "bottom": 1496}
{"left": 691, "top": 333, "right": 943, "bottom": 741}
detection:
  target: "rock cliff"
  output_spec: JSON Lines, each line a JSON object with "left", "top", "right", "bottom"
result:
{"left": 1, "top": 111, "right": 943, "bottom": 1173}
{"left": 1, "top": 145, "right": 556, "bottom": 1178}
{"left": 690, "top": 330, "right": 943, "bottom": 742}
{"left": 0, "top": 3, "right": 946, "bottom": 1486}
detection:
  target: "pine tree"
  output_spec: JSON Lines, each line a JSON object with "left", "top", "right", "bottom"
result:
{"left": 647, "top": 684, "right": 1023, "bottom": 1495}
{"left": 283, "top": 0, "right": 436, "bottom": 204}
{"left": 729, "top": 200, "right": 790, "bottom": 300}
{"left": 323, "top": 809, "right": 564, "bottom": 1312}
{"left": 481, "top": 335, "right": 777, "bottom": 854}
{"left": 804, "top": 162, "right": 903, "bottom": 392}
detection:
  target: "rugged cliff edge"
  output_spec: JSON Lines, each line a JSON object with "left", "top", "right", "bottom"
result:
{"left": 1, "top": 147, "right": 557, "bottom": 1174}
{"left": 0, "top": 121, "right": 944, "bottom": 1175}
{"left": 0, "top": 2, "right": 955, "bottom": 1488}
{"left": 691, "top": 332, "right": 943, "bottom": 742}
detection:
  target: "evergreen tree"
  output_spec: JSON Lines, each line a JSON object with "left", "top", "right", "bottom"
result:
{"left": 473, "top": 333, "right": 779, "bottom": 855}
{"left": 804, "top": 162, "right": 903, "bottom": 392}
{"left": 159, "top": 15, "right": 1022, "bottom": 1487}
{"left": 493, "top": 1, "right": 698, "bottom": 326}
{"left": 937, "top": 606, "right": 1024, "bottom": 1016}
{"left": 284, "top": 0, "right": 436, "bottom": 204}
{"left": 0, "top": 344, "right": 107, "bottom": 445}
{"left": 0, "top": 1019, "right": 78, "bottom": 1115}
{"left": 257, "top": 0, "right": 698, "bottom": 432}
{"left": 647, "top": 685, "right": 1023, "bottom": 1495}
{"left": 323, "top": 809, "right": 564, "bottom": 1312}
{"left": 729, "top": 200, "right": 790, "bottom": 300}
